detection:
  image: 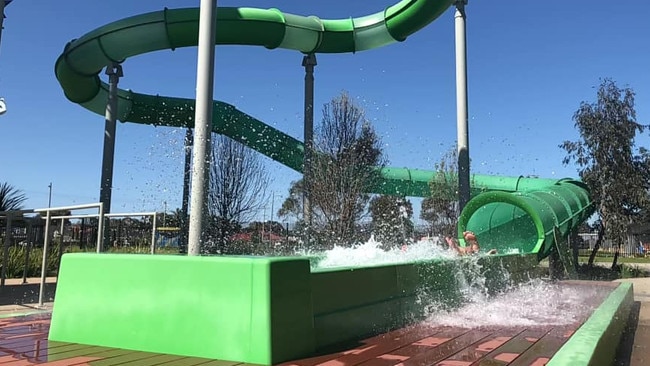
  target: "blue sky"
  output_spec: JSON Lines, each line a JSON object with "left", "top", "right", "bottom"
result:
{"left": 0, "top": 0, "right": 648, "bottom": 224}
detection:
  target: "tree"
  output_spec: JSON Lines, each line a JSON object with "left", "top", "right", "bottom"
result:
{"left": 420, "top": 147, "right": 462, "bottom": 237}
{"left": 369, "top": 195, "right": 414, "bottom": 247}
{"left": 0, "top": 182, "right": 27, "bottom": 212}
{"left": 206, "top": 134, "right": 270, "bottom": 254}
{"left": 560, "top": 78, "right": 650, "bottom": 269}
{"left": 279, "top": 91, "right": 386, "bottom": 247}
{"left": 277, "top": 179, "right": 304, "bottom": 221}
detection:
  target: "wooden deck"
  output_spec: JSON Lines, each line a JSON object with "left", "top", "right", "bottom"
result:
{"left": 0, "top": 281, "right": 616, "bottom": 366}
{"left": 0, "top": 315, "right": 586, "bottom": 366}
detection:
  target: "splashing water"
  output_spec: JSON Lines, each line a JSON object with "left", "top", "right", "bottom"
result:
{"left": 425, "top": 278, "right": 611, "bottom": 328}
{"left": 308, "top": 236, "right": 610, "bottom": 328}
{"left": 312, "top": 236, "right": 458, "bottom": 269}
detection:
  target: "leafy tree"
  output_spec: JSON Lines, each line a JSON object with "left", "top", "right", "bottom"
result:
{"left": 560, "top": 78, "right": 650, "bottom": 269}
{"left": 206, "top": 134, "right": 270, "bottom": 254}
{"left": 369, "top": 195, "right": 413, "bottom": 247}
{"left": 277, "top": 179, "right": 304, "bottom": 222}
{"left": 279, "top": 91, "right": 386, "bottom": 247}
{"left": 164, "top": 208, "right": 187, "bottom": 229}
{"left": 0, "top": 182, "right": 27, "bottom": 212}
{"left": 420, "top": 147, "right": 462, "bottom": 237}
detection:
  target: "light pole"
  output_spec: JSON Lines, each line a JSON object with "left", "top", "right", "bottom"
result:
{"left": 302, "top": 54, "right": 316, "bottom": 248}
{"left": 0, "top": 0, "right": 13, "bottom": 116}
{"left": 47, "top": 182, "right": 52, "bottom": 208}
{"left": 454, "top": 0, "right": 471, "bottom": 212}
{"left": 187, "top": 0, "right": 218, "bottom": 255}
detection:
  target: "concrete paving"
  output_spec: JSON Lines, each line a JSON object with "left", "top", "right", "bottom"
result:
{"left": 615, "top": 277, "right": 650, "bottom": 366}
{"left": 0, "top": 277, "right": 56, "bottom": 316}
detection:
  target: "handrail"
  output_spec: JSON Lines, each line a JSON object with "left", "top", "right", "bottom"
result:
{"left": 36, "top": 202, "right": 104, "bottom": 307}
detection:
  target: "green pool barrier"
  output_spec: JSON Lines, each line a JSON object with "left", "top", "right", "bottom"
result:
{"left": 49, "top": 253, "right": 539, "bottom": 364}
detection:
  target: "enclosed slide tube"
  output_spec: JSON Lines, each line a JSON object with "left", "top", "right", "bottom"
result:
{"left": 55, "top": 0, "right": 593, "bottom": 258}
{"left": 458, "top": 178, "right": 593, "bottom": 260}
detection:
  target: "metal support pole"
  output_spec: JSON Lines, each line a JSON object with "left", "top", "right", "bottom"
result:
{"left": 454, "top": 0, "right": 471, "bottom": 212}
{"left": 302, "top": 54, "right": 317, "bottom": 243}
{"left": 0, "top": 0, "right": 5, "bottom": 52}
{"left": 151, "top": 213, "right": 157, "bottom": 254}
{"left": 99, "top": 62, "right": 123, "bottom": 250}
{"left": 181, "top": 128, "right": 193, "bottom": 252}
{"left": 1, "top": 213, "right": 12, "bottom": 287}
{"left": 188, "top": 0, "right": 218, "bottom": 256}
{"left": 96, "top": 202, "right": 104, "bottom": 253}
{"left": 38, "top": 210, "right": 52, "bottom": 307}
{"left": 0, "top": 0, "right": 8, "bottom": 116}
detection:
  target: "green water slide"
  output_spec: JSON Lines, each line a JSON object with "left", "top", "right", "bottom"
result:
{"left": 54, "top": 0, "right": 593, "bottom": 259}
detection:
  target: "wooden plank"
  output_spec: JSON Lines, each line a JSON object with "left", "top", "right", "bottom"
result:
{"left": 20, "top": 342, "right": 93, "bottom": 363}
{"left": 154, "top": 357, "right": 233, "bottom": 366}
{"left": 352, "top": 328, "right": 477, "bottom": 366}
{"left": 197, "top": 360, "right": 244, "bottom": 366}
{"left": 83, "top": 349, "right": 166, "bottom": 366}
{"left": 36, "top": 345, "right": 113, "bottom": 362}
{"left": 281, "top": 323, "right": 437, "bottom": 366}
{"left": 507, "top": 325, "right": 577, "bottom": 366}
{"left": 439, "top": 328, "right": 525, "bottom": 365}
{"left": 315, "top": 325, "right": 446, "bottom": 366}
{"left": 39, "top": 356, "right": 103, "bottom": 366}
{"left": 105, "top": 353, "right": 187, "bottom": 366}
{"left": 475, "top": 327, "right": 552, "bottom": 365}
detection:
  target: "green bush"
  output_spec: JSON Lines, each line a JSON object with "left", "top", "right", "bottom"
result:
{"left": 0, "top": 242, "right": 181, "bottom": 280}
{"left": 0, "top": 245, "right": 61, "bottom": 278}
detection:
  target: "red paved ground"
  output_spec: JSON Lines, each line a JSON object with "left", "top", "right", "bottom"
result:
{"left": 0, "top": 281, "right": 615, "bottom": 366}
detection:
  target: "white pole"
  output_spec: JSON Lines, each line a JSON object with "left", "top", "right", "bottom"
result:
{"left": 188, "top": 0, "right": 218, "bottom": 256}
{"left": 38, "top": 210, "right": 52, "bottom": 307}
{"left": 454, "top": 0, "right": 471, "bottom": 212}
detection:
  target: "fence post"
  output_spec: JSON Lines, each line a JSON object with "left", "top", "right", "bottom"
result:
{"left": 38, "top": 210, "right": 52, "bottom": 307}
{"left": 22, "top": 221, "right": 33, "bottom": 284}
{"left": 1, "top": 213, "right": 12, "bottom": 287}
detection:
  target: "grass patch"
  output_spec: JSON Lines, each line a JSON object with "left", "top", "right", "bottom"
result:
{"left": 578, "top": 256, "right": 650, "bottom": 264}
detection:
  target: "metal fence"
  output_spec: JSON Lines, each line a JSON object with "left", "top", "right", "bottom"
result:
{"left": 577, "top": 232, "right": 648, "bottom": 258}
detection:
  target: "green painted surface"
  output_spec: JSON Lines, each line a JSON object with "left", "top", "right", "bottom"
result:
{"left": 48, "top": 254, "right": 314, "bottom": 365}
{"left": 548, "top": 282, "right": 634, "bottom": 366}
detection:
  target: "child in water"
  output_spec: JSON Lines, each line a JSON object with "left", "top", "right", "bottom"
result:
{"left": 445, "top": 231, "right": 497, "bottom": 256}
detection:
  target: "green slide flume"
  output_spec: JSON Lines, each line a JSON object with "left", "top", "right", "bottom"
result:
{"left": 54, "top": 0, "right": 593, "bottom": 259}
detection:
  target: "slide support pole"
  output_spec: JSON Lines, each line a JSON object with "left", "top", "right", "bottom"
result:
{"left": 454, "top": 0, "right": 470, "bottom": 212}
{"left": 302, "top": 53, "right": 316, "bottom": 247}
{"left": 181, "top": 128, "right": 193, "bottom": 252}
{"left": 99, "top": 62, "right": 123, "bottom": 250}
{"left": 188, "top": 0, "right": 218, "bottom": 256}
